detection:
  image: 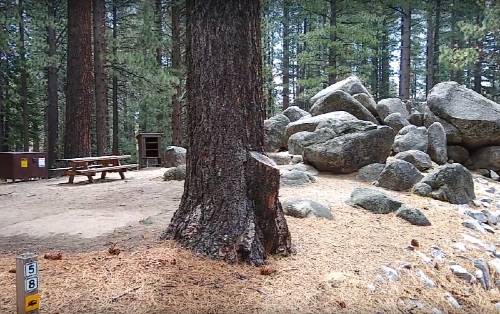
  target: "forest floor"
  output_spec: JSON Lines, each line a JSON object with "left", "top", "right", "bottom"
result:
{"left": 0, "top": 168, "right": 499, "bottom": 313}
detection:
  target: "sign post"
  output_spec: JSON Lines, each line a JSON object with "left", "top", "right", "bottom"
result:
{"left": 16, "top": 253, "right": 40, "bottom": 314}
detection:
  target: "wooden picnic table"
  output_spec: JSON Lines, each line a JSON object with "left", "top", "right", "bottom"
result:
{"left": 56, "top": 155, "right": 138, "bottom": 183}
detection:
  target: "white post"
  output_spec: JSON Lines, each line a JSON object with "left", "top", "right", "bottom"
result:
{"left": 16, "top": 253, "right": 40, "bottom": 314}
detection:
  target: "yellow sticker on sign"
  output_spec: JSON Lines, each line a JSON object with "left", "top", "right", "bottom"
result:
{"left": 20, "top": 158, "right": 28, "bottom": 168}
{"left": 25, "top": 293, "right": 40, "bottom": 312}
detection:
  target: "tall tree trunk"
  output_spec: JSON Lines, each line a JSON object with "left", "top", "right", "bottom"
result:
{"left": 164, "top": 0, "right": 292, "bottom": 265}
{"left": 282, "top": 0, "right": 290, "bottom": 110}
{"left": 399, "top": 3, "right": 411, "bottom": 100}
{"left": 425, "top": 0, "right": 435, "bottom": 95}
{"left": 171, "top": 0, "right": 183, "bottom": 146}
{"left": 19, "top": 0, "right": 29, "bottom": 151}
{"left": 112, "top": 0, "right": 119, "bottom": 155}
{"left": 473, "top": 12, "right": 483, "bottom": 93}
{"left": 65, "top": 0, "right": 93, "bottom": 158}
{"left": 433, "top": 0, "right": 441, "bottom": 84}
{"left": 0, "top": 57, "right": 4, "bottom": 152}
{"left": 296, "top": 17, "right": 307, "bottom": 109}
{"left": 449, "top": 0, "right": 462, "bottom": 83}
{"left": 328, "top": 0, "right": 337, "bottom": 84}
{"left": 93, "top": 0, "right": 108, "bottom": 156}
{"left": 380, "top": 23, "right": 391, "bottom": 99}
{"left": 47, "top": 0, "right": 59, "bottom": 167}
{"left": 155, "top": 0, "right": 163, "bottom": 65}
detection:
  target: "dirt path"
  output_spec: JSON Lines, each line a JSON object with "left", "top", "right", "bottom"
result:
{"left": 0, "top": 167, "right": 499, "bottom": 313}
{"left": 0, "top": 168, "right": 183, "bottom": 253}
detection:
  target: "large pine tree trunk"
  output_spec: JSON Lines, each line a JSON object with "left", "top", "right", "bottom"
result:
{"left": 112, "top": 0, "right": 119, "bottom": 155}
{"left": 425, "top": 1, "right": 435, "bottom": 95}
{"left": 47, "top": 0, "right": 58, "bottom": 167}
{"left": 19, "top": 0, "right": 29, "bottom": 151}
{"left": 65, "top": 0, "right": 93, "bottom": 158}
{"left": 0, "top": 58, "right": 4, "bottom": 152}
{"left": 399, "top": 3, "right": 411, "bottom": 100}
{"left": 171, "top": 0, "right": 183, "bottom": 146}
{"left": 93, "top": 0, "right": 108, "bottom": 156}
{"left": 163, "top": 0, "right": 292, "bottom": 265}
{"left": 380, "top": 23, "right": 391, "bottom": 99}
{"left": 282, "top": 0, "right": 290, "bottom": 110}
{"left": 328, "top": 0, "right": 337, "bottom": 85}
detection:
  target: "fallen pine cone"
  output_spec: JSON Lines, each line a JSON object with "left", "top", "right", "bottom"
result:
{"left": 260, "top": 266, "right": 276, "bottom": 276}
{"left": 8, "top": 268, "right": 16, "bottom": 273}
{"left": 44, "top": 252, "right": 63, "bottom": 260}
{"left": 108, "top": 243, "right": 121, "bottom": 255}
{"left": 410, "top": 239, "right": 420, "bottom": 247}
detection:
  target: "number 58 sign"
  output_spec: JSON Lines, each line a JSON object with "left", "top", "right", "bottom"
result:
{"left": 16, "top": 253, "right": 40, "bottom": 314}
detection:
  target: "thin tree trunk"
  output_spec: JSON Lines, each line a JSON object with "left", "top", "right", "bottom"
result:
{"left": 171, "top": 0, "right": 183, "bottom": 146}
{"left": 449, "top": 0, "right": 462, "bottom": 83}
{"left": 473, "top": 12, "right": 483, "bottom": 93}
{"left": 155, "top": 0, "right": 163, "bottom": 65}
{"left": 399, "top": 3, "right": 411, "bottom": 100}
{"left": 296, "top": 17, "right": 307, "bottom": 109}
{"left": 433, "top": 0, "right": 441, "bottom": 84}
{"left": 47, "top": 0, "right": 59, "bottom": 167}
{"left": 112, "top": 0, "right": 119, "bottom": 155}
{"left": 425, "top": 0, "right": 435, "bottom": 95}
{"left": 328, "top": 0, "right": 337, "bottom": 84}
{"left": 0, "top": 56, "right": 4, "bottom": 152}
{"left": 93, "top": 0, "right": 108, "bottom": 156}
{"left": 380, "top": 23, "right": 390, "bottom": 99}
{"left": 282, "top": 0, "right": 290, "bottom": 110}
{"left": 65, "top": 0, "right": 93, "bottom": 158}
{"left": 164, "top": 0, "right": 292, "bottom": 265}
{"left": 19, "top": 0, "right": 29, "bottom": 151}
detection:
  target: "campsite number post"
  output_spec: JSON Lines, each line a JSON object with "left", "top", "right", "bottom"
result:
{"left": 16, "top": 253, "right": 40, "bottom": 314}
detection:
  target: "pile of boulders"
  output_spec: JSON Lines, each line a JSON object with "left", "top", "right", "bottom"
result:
{"left": 263, "top": 75, "right": 500, "bottom": 204}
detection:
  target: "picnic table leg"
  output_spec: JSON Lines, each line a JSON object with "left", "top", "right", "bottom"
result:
{"left": 119, "top": 171, "right": 125, "bottom": 180}
{"left": 101, "top": 172, "right": 107, "bottom": 179}
{"left": 87, "top": 175, "right": 94, "bottom": 183}
{"left": 68, "top": 175, "right": 75, "bottom": 184}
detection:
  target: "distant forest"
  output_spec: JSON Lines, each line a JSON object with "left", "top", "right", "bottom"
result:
{"left": 0, "top": 0, "right": 498, "bottom": 165}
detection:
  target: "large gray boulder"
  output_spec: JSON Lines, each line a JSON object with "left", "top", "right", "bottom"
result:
{"left": 428, "top": 122, "right": 448, "bottom": 164}
{"left": 376, "top": 159, "right": 423, "bottom": 191}
{"left": 423, "top": 111, "right": 463, "bottom": 145}
{"left": 394, "top": 150, "right": 433, "bottom": 171}
{"left": 408, "top": 112, "right": 424, "bottom": 127}
{"left": 280, "top": 169, "right": 316, "bottom": 186}
{"left": 310, "top": 75, "right": 372, "bottom": 104}
{"left": 356, "top": 163, "right": 385, "bottom": 182}
{"left": 468, "top": 146, "right": 500, "bottom": 171}
{"left": 349, "top": 188, "right": 402, "bottom": 214}
{"left": 376, "top": 98, "right": 409, "bottom": 121}
{"left": 393, "top": 125, "right": 428, "bottom": 153}
{"left": 303, "top": 126, "right": 394, "bottom": 173}
{"left": 264, "top": 114, "right": 290, "bottom": 152}
{"left": 163, "top": 165, "right": 186, "bottom": 181}
{"left": 287, "top": 129, "right": 337, "bottom": 155}
{"left": 447, "top": 145, "right": 470, "bottom": 164}
{"left": 353, "top": 93, "right": 378, "bottom": 117}
{"left": 310, "top": 90, "right": 378, "bottom": 124}
{"left": 384, "top": 112, "right": 410, "bottom": 134}
{"left": 164, "top": 146, "right": 186, "bottom": 167}
{"left": 282, "top": 106, "right": 310, "bottom": 122}
{"left": 412, "top": 163, "right": 475, "bottom": 204}
{"left": 281, "top": 198, "right": 333, "bottom": 219}
{"left": 285, "top": 111, "right": 358, "bottom": 142}
{"left": 427, "top": 82, "right": 500, "bottom": 149}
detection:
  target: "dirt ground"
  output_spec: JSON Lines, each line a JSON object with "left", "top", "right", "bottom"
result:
{"left": 0, "top": 167, "right": 499, "bottom": 313}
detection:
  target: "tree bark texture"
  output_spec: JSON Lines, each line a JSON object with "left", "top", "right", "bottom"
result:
{"left": 19, "top": 0, "right": 29, "bottom": 151}
{"left": 399, "top": 3, "right": 411, "bottom": 100}
{"left": 93, "top": 0, "right": 108, "bottom": 156}
{"left": 328, "top": 0, "right": 337, "bottom": 85}
{"left": 282, "top": 0, "right": 290, "bottom": 110}
{"left": 112, "top": 0, "right": 119, "bottom": 155}
{"left": 46, "top": 0, "right": 59, "bottom": 165}
{"left": 65, "top": 0, "right": 93, "bottom": 158}
{"left": 163, "top": 0, "right": 292, "bottom": 265}
{"left": 425, "top": 1, "right": 435, "bottom": 95}
{"left": 171, "top": 0, "right": 183, "bottom": 146}
{"left": 0, "top": 56, "right": 5, "bottom": 152}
